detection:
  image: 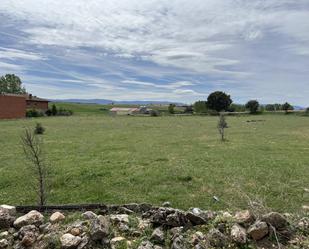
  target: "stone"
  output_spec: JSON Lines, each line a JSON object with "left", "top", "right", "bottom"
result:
{"left": 262, "top": 212, "right": 288, "bottom": 230}
{"left": 162, "top": 202, "right": 171, "bottom": 207}
{"left": 171, "top": 235, "right": 185, "bottom": 249}
{"left": 118, "top": 222, "right": 130, "bottom": 232}
{"left": 302, "top": 205, "right": 309, "bottom": 211}
{"left": 234, "top": 210, "right": 254, "bottom": 226}
{"left": 151, "top": 227, "right": 165, "bottom": 244}
{"left": 81, "top": 211, "right": 97, "bottom": 220}
{"left": 230, "top": 224, "right": 247, "bottom": 244}
{"left": 138, "top": 218, "right": 151, "bottom": 230}
{"left": 185, "top": 212, "right": 206, "bottom": 225}
{"left": 247, "top": 221, "right": 269, "bottom": 241}
{"left": 154, "top": 246, "right": 163, "bottom": 249}
{"left": 0, "top": 209, "right": 15, "bottom": 229}
{"left": 207, "top": 228, "right": 227, "bottom": 248}
{"left": 166, "top": 211, "right": 187, "bottom": 227}
{"left": 0, "top": 205, "right": 16, "bottom": 216}
{"left": 60, "top": 233, "right": 82, "bottom": 249}
{"left": 50, "top": 211, "right": 65, "bottom": 223}
{"left": 0, "top": 239, "right": 8, "bottom": 248}
{"left": 70, "top": 228, "right": 81, "bottom": 236}
{"left": 110, "top": 214, "right": 129, "bottom": 224}
{"left": 0, "top": 232, "right": 8, "bottom": 239}
{"left": 110, "top": 237, "right": 126, "bottom": 249}
{"left": 77, "top": 236, "right": 89, "bottom": 249}
{"left": 89, "top": 215, "right": 110, "bottom": 241}
{"left": 119, "top": 207, "right": 134, "bottom": 214}
{"left": 13, "top": 210, "right": 44, "bottom": 228}
{"left": 297, "top": 217, "right": 309, "bottom": 230}
{"left": 191, "top": 231, "right": 204, "bottom": 245}
{"left": 21, "top": 232, "right": 36, "bottom": 247}
{"left": 138, "top": 240, "right": 154, "bottom": 249}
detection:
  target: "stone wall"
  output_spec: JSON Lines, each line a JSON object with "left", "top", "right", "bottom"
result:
{"left": 0, "top": 203, "right": 308, "bottom": 249}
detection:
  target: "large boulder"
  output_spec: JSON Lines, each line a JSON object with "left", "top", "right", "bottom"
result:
{"left": 60, "top": 233, "right": 82, "bottom": 249}
{"left": 247, "top": 221, "right": 269, "bottom": 241}
{"left": 261, "top": 212, "right": 288, "bottom": 230}
{"left": 13, "top": 210, "right": 44, "bottom": 228}
{"left": 0, "top": 209, "right": 15, "bottom": 229}
{"left": 89, "top": 215, "right": 110, "bottom": 241}
{"left": 230, "top": 224, "right": 247, "bottom": 244}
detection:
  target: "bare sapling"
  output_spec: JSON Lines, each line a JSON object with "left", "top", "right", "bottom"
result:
{"left": 218, "top": 114, "right": 228, "bottom": 141}
{"left": 21, "top": 128, "right": 48, "bottom": 206}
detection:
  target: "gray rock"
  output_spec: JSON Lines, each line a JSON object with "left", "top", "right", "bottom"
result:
{"left": 230, "top": 224, "right": 247, "bottom": 244}
{"left": 81, "top": 211, "right": 97, "bottom": 220}
{"left": 13, "top": 210, "right": 44, "bottom": 228}
{"left": 247, "top": 220, "right": 269, "bottom": 241}
{"left": 171, "top": 235, "right": 185, "bottom": 249}
{"left": 0, "top": 239, "right": 8, "bottom": 248}
{"left": 60, "top": 233, "right": 82, "bottom": 249}
{"left": 77, "top": 236, "right": 89, "bottom": 249}
{"left": 90, "top": 215, "right": 110, "bottom": 241}
{"left": 138, "top": 240, "right": 154, "bottom": 249}
{"left": 185, "top": 212, "right": 206, "bottom": 225}
{"left": 0, "top": 232, "right": 8, "bottom": 239}
{"left": 207, "top": 228, "right": 228, "bottom": 248}
{"left": 21, "top": 232, "right": 36, "bottom": 247}
{"left": 50, "top": 211, "right": 65, "bottom": 223}
{"left": 151, "top": 227, "right": 165, "bottom": 244}
{"left": 0, "top": 209, "right": 15, "bottom": 229}
{"left": 162, "top": 202, "right": 171, "bottom": 207}
{"left": 0, "top": 205, "right": 16, "bottom": 216}
{"left": 262, "top": 212, "right": 288, "bottom": 230}
{"left": 110, "top": 214, "right": 129, "bottom": 224}
{"left": 234, "top": 210, "right": 254, "bottom": 226}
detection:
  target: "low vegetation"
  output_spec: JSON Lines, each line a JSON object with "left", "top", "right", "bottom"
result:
{"left": 0, "top": 109, "right": 308, "bottom": 213}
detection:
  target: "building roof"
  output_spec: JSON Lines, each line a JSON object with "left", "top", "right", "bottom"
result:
{"left": 25, "top": 94, "right": 49, "bottom": 102}
{"left": 110, "top": 107, "right": 139, "bottom": 112}
{"left": 0, "top": 93, "right": 26, "bottom": 98}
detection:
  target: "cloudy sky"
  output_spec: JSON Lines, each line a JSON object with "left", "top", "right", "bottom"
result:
{"left": 0, "top": 0, "right": 308, "bottom": 105}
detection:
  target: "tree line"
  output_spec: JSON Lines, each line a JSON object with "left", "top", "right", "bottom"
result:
{"left": 193, "top": 91, "right": 295, "bottom": 114}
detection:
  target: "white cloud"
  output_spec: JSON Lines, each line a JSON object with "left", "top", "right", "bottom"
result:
{"left": 0, "top": 0, "right": 309, "bottom": 105}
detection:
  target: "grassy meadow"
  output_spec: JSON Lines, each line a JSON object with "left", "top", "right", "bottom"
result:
{"left": 0, "top": 103, "right": 308, "bottom": 213}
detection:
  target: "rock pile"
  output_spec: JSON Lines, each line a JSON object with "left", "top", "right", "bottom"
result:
{"left": 0, "top": 203, "right": 308, "bottom": 248}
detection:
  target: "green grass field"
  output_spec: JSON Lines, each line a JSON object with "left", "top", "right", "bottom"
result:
{"left": 0, "top": 104, "right": 308, "bottom": 213}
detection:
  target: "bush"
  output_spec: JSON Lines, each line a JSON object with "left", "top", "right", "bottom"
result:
{"left": 57, "top": 108, "right": 73, "bottom": 116}
{"left": 51, "top": 104, "right": 57, "bottom": 116}
{"left": 193, "top": 101, "right": 208, "bottom": 114}
{"left": 34, "top": 123, "right": 45, "bottom": 135}
{"left": 26, "top": 109, "right": 44, "bottom": 118}
{"left": 45, "top": 109, "right": 52, "bottom": 116}
{"left": 150, "top": 110, "right": 159, "bottom": 116}
{"left": 168, "top": 104, "right": 176, "bottom": 114}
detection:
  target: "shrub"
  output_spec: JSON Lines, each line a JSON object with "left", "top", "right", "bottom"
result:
{"left": 34, "top": 123, "right": 45, "bottom": 135}
{"left": 168, "top": 104, "right": 176, "bottom": 114}
{"left": 150, "top": 110, "right": 159, "bottom": 116}
{"left": 193, "top": 101, "right": 208, "bottom": 114}
{"left": 26, "top": 109, "right": 44, "bottom": 118}
{"left": 282, "top": 102, "right": 293, "bottom": 114}
{"left": 45, "top": 109, "right": 52, "bottom": 116}
{"left": 51, "top": 104, "right": 57, "bottom": 116}
{"left": 57, "top": 107, "right": 73, "bottom": 116}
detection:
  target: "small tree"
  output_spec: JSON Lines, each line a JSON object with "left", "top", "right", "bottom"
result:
{"left": 217, "top": 114, "right": 228, "bottom": 141}
{"left": 51, "top": 104, "right": 57, "bottom": 116}
{"left": 168, "top": 104, "right": 176, "bottom": 114}
{"left": 34, "top": 123, "right": 45, "bottom": 135}
{"left": 282, "top": 102, "right": 293, "bottom": 114}
{"left": 245, "top": 100, "right": 260, "bottom": 114}
{"left": 207, "top": 91, "right": 232, "bottom": 112}
{"left": 21, "top": 128, "right": 48, "bottom": 206}
{"left": 193, "top": 101, "right": 208, "bottom": 113}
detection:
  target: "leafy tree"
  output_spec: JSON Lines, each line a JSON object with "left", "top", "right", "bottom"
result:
{"left": 265, "top": 104, "right": 275, "bottom": 111}
{"left": 0, "top": 74, "right": 26, "bottom": 94}
{"left": 282, "top": 102, "right": 293, "bottom": 114}
{"left": 207, "top": 91, "right": 232, "bottom": 112}
{"left": 245, "top": 100, "right": 260, "bottom": 114}
{"left": 217, "top": 114, "right": 228, "bottom": 141}
{"left": 193, "top": 101, "right": 208, "bottom": 113}
{"left": 228, "top": 103, "right": 246, "bottom": 112}
{"left": 168, "top": 104, "right": 176, "bottom": 114}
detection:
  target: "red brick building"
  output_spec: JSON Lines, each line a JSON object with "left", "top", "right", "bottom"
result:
{"left": 0, "top": 94, "right": 49, "bottom": 119}
{"left": 26, "top": 94, "right": 49, "bottom": 111}
{"left": 0, "top": 94, "right": 26, "bottom": 119}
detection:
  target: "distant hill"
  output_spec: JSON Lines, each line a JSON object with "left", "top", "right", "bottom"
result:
{"left": 50, "top": 99, "right": 184, "bottom": 105}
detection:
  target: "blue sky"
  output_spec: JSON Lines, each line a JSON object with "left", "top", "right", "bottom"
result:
{"left": 0, "top": 0, "right": 309, "bottom": 105}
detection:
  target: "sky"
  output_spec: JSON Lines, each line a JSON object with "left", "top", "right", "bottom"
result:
{"left": 0, "top": 0, "right": 309, "bottom": 105}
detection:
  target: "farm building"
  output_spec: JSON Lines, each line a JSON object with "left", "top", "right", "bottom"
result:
{"left": 26, "top": 94, "right": 49, "bottom": 111}
{"left": 110, "top": 107, "right": 141, "bottom": 115}
{"left": 0, "top": 93, "right": 49, "bottom": 119}
{"left": 0, "top": 94, "right": 26, "bottom": 119}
